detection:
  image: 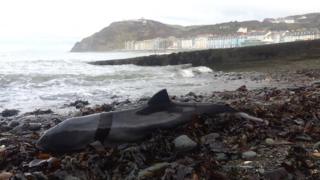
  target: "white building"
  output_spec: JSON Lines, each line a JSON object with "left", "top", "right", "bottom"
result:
{"left": 284, "top": 19, "right": 295, "bottom": 24}
{"left": 237, "top": 27, "right": 248, "bottom": 34}
{"left": 125, "top": 41, "right": 135, "bottom": 50}
{"left": 263, "top": 31, "right": 287, "bottom": 44}
{"left": 166, "top": 37, "right": 181, "bottom": 49}
{"left": 247, "top": 31, "right": 269, "bottom": 41}
{"left": 194, "top": 36, "right": 208, "bottom": 49}
{"left": 181, "top": 38, "right": 194, "bottom": 49}
{"left": 282, "top": 30, "right": 320, "bottom": 42}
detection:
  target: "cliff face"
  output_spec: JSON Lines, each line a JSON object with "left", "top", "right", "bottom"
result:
{"left": 71, "top": 13, "right": 320, "bottom": 52}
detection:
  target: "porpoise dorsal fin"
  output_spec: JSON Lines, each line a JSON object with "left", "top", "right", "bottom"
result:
{"left": 148, "top": 89, "right": 171, "bottom": 106}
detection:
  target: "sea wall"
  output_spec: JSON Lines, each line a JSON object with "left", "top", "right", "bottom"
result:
{"left": 90, "top": 39, "right": 320, "bottom": 70}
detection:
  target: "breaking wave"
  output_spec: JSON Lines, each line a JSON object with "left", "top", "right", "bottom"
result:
{"left": 0, "top": 51, "right": 269, "bottom": 113}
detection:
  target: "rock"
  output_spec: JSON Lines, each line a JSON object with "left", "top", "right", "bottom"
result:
{"left": 173, "top": 135, "right": 197, "bottom": 152}
{"left": 94, "top": 104, "right": 113, "bottom": 112}
{"left": 1, "top": 109, "right": 19, "bottom": 117}
{"left": 258, "top": 168, "right": 265, "bottom": 174}
{"left": 89, "top": 141, "right": 106, "bottom": 153}
{"left": 263, "top": 167, "right": 289, "bottom": 180}
{"left": 313, "top": 141, "right": 320, "bottom": 151}
{"left": 186, "top": 92, "right": 197, "bottom": 97}
{"left": 29, "top": 159, "right": 48, "bottom": 168}
{"left": 69, "top": 100, "right": 89, "bottom": 109}
{"left": 26, "top": 109, "right": 53, "bottom": 115}
{"left": 24, "top": 173, "right": 34, "bottom": 179}
{"left": 138, "top": 162, "right": 170, "bottom": 179}
{"left": 8, "top": 121, "right": 19, "bottom": 128}
{"left": 28, "top": 123, "right": 42, "bottom": 131}
{"left": 32, "top": 172, "right": 48, "bottom": 180}
{"left": 29, "top": 157, "right": 60, "bottom": 169}
{"left": 10, "top": 123, "right": 31, "bottom": 135}
{"left": 0, "top": 172, "right": 13, "bottom": 180}
{"left": 201, "top": 133, "right": 228, "bottom": 152}
{"left": 311, "top": 80, "right": 320, "bottom": 87}
{"left": 295, "top": 134, "right": 312, "bottom": 141}
{"left": 65, "top": 175, "right": 81, "bottom": 180}
{"left": 312, "top": 152, "right": 320, "bottom": 158}
{"left": 0, "top": 125, "right": 12, "bottom": 132}
{"left": 0, "top": 138, "right": 9, "bottom": 144}
{"left": 265, "top": 138, "right": 275, "bottom": 145}
{"left": 237, "top": 85, "right": 248, "bottom": 92}
{"left": 201, "top": 133, "right": 220, "bottom": 144}
{"left": 0, "top": 146, "right": 6, "bottom": 163}
{"left": 162, "top": 162, "right": 194, "bottom": 179}
{"left": 293, "top": 118, "right": 305, "bottom": 125}
{"left": 242, "top": 151, "right": 257, "bottom": 160}
{"left": 215, "top": 153, "right": 228, "bottom": 161}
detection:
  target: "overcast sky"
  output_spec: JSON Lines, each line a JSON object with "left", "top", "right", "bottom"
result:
{"left": 0, "top": 0, "right": 319, "bottom": 51}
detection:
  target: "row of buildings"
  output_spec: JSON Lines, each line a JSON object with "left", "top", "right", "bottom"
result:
{"left": 124, "top": 29, "right": 320, "bottom": 51}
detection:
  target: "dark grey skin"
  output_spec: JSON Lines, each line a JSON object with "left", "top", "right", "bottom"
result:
{"left": 37, "top": 89, "right": 265, "bottom": 152}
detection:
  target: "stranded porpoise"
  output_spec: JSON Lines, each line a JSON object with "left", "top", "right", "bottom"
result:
{"left": 37, "top": 89, "right": 266, "bottom": 152}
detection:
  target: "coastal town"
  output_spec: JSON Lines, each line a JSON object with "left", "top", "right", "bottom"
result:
{"left": 125, "top": 28, "right": 320, "bottom": 51}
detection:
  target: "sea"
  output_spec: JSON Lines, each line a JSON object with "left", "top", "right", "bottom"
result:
{"left": 0, "top": 50, "right": 269, "bottom": 113}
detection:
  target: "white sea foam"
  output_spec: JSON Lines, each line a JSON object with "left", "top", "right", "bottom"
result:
{"left": 0, "top": 51, "right": 269, "bottom": 113}
{"left": 178, "top": 66, "right": 213, "bottom": 77}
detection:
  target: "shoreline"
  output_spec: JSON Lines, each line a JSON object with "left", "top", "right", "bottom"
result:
{"left": 0, "top": 68, "right": 320, "bottom": 179}
{"left": 2, "top": 67, "right": 319, "bottom": 115}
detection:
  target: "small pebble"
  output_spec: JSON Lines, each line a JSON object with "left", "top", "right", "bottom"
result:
{"left": 215, "top": 153, "right": 228, "bottom": 161}
{"left": 242, "top": 151, "right": 257, "bottom": 160}
{"left": 173, "top": 135, "right": 197, "bottom": 152}
{"left": 265, "top": 138, "right": 275, "bottom": 145}
{"left": 28, "top": 123, "right": 42, "bottom": 131}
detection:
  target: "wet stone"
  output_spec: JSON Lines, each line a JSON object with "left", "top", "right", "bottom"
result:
{"left": 265, "top": 138, "right": 275, "bottom": 145}
{"left": 1, "top": 109, "right": 19, "bottom": 117}
{"left": 293, "top": 118, "right": 305, "bottom": 125}
{"left": 313, "top": 141, "right": 320, "bottom": 151}
{"left": 29, "top": 159, "right": 48, "bottom": 168}
{"left": 215, "top": 153, "right": 228, "bottom": 161}
{"left": 263, "top": 167, "right": 289, "bottom": 180}
{"left": 201, "top": 133, "right": 220, "bottom": 144}
{"left": 101, "top": 104, "right": 113, "bottom": 111}
{"left": 26, "top": 109, "right": 54, "bottom": 116}
{"left": 186, "top": 92, "right": 197, "bottom": 97}
{"left": 242, "top": 151, "right": 257, "bottom": 160}
{"left": 237, "top": 85, "right": 248, "bottom": 92}
{"left": 33, "top": 172, "right": 48, "bottom": 180}
{"left": 28, "top": 123, "right": 42, "bottom": 131}
{"left": 311, "top": 80, "right": 320, "bottom": 87}
{"left": 0, "top": 172, "right": 13, "bottom": 180}
{"left": 69, "top": 100, "right": 89, "bottom": 109}
{"left": 0, "top": 125, "right": 12, "bottom": 132}
{"left": 201, "top": 133, "right": 228, "bottom": 152}
{"left": 295, "top": 134, "right": 312, "bottom": 141}
{"left": 138, "top": 162, "right": 170, "bottom": 179}
{"left": 173, "top": 135, "right": 197, "bottom": 152}
{"left": 65, "top": 175, "right": 81, "bottom": 180}
{"left": 0, "top": 138, "right": 9, "bottom": 144}
{"left": 8, "top": 121, "right": 19, "bottom": 128}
